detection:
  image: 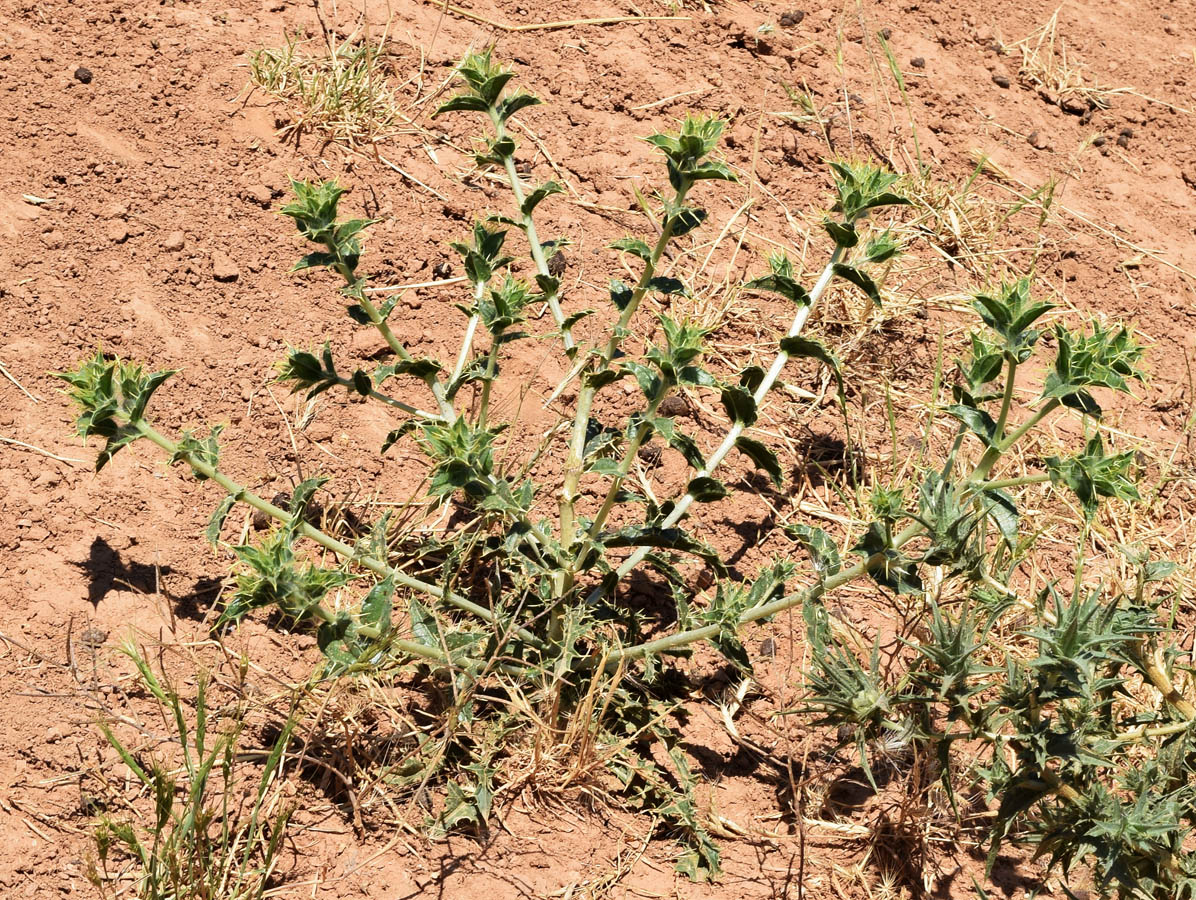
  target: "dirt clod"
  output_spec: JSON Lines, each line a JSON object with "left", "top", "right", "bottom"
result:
{"left": 161, "top": 230, "right": 185, "bottom": 252}
{"left": 1027, "top": 129, "right": 1049, "bottom": 150}
{"left": 211, "top": 251, "right": 240, "bottom": 282}
{"left": 1061, "top": 96, "right": 1088, "bottom": 116}
{"left": 779, "top": 10, "right": 805, "bottom": 27}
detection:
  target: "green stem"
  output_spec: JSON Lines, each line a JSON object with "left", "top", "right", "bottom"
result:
{"left": 328, "top": 375, "right": 444, "bottom": 420}
{"left": 477, "top": 330, "right": 503, "bottom": 429}
{"left": 488, "top": 110, "right": 574, "bottom": 354}
{"left": 133, "top": 420, "right": 546, "bottom": 650}
{"left": 972, "top": 398, "right": 1061, "bottom": 483}
{"left": 590, "top": 235, "right": 851, "bottom": 602}
{"left": 971, "top": 473, "right": 1051, "bottom": 492}
{"left": 450, "top": 279, "right": 488, "bottom": 386}
{"left": 353, "top": 290, "right": 456, "bottom": 420}
{"left": 598, "top": 520, "right": 925, "bottom": 667}
{"left": 576, "top": 388, "right": 671, "bottom": 565}
{"left": 993, "top": 358, "right": 1018, "bottom": 444}
{"left": 559, "top": 182, "right": 692, "bottom": 565}
{"left": 600, "top": 383, "right": 1070, "bottom": 666}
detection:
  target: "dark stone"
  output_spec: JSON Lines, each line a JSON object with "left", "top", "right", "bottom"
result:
{"left": 73, "top": 66, "right": 93, "bottom": 84}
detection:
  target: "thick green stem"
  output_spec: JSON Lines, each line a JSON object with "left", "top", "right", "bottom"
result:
{"left": 993, "top": 358, "right": 1018, "bottom": 444}
{"left": 477, "top": 331, "right": 503, "bottom": 429}
{"left": 971, "top": 473, "right": 1051, "bottom": 492}
{"left": 353, "top": 290, "right": 456, "bottom": 420}
{"left": 972, "top": 398, "right": 1061, "bottom": 483}
{"left": 559, "top": 183, "right": 692, "bottom": 565}
{"left": 576, "top": 388, "right": 671, "bottom": 565}
{"left": 591, "top": 236, "right": 850, "bottom": 601}
{"left": 132, "top": 420, "right": 546, "bottom": 650}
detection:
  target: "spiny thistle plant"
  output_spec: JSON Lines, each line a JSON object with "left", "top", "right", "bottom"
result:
{"left": 60, "top": 49, "right": 1196, "bottom": 894}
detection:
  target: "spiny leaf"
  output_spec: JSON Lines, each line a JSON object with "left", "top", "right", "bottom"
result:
{"left": 734, "top": 435, "right": 783, "bottom": 488}
{"left": 206, "top": 495, "right": 237, "bottom": 547}
{"left": 786, "top": 523, "right": 842, "bottom": 578}
{"left": 833, "top": 263, "right": 882, "bottom": 305}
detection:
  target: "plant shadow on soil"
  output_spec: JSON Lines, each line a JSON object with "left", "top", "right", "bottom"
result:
{"left": 72, "top": 535, "right": 223, "bottom": 619}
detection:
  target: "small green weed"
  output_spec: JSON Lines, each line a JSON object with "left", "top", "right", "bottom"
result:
{"left": 88, "top": 643, "right": 294, "bottom": 900}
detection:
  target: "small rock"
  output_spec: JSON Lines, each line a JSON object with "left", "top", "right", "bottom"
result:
{"left": 658, "top": 394, "right": 688, "bottom": 417}
{"left": 73, "top": 66, "right": 93, "bottom": 84}
{"left": 1119, "top": 126, "right": 1134, "bottom": 138}
{"left": 1116, "top": 133, "right": 1130, "bottom": 148}
{"left": 251, "top": 508, "right": 270, "bottom": 530}
{"left": 106, "top": 222, "right": 129, "bottom": 243}
{"left": 1060, "top": 95, "right": 1088, "bottom": 116}
{"left": 211, "top": 251, "right": 239, "bottom": 282}
{"left": 1027, "top": 129, "right": 1049, "bottom": 150}
{"left": 161, "top": 230, "right": 185, "bottom": 252}
{"left": 306, "top": 420, "right": 334, "bottom": 442}
{"left": 910, "top": 56, "right": 925, "bottom": 69}
{"left": 104, "top": 202, "right": 128, "bottom": 219}
{"left": 779, "top": 9, "right": 805, "bottom": 26}
{"left": 878, "top": 27, "right": 891, "bottom": 39}
{"left": 1092, "top": 134, "right": 1107, "bottom": 147}
{"left": 991, "top": 72, "right": 1010, "bottom": 88}
{"left": 244, "top": 184, "right": 273, "bottom": 207}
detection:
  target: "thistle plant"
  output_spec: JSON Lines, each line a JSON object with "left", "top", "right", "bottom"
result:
{"left": 60, "top": 49, "right": 1195, "bottom": 894}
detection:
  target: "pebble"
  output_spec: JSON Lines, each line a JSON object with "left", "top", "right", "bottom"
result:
{"left": 211, "top": 251, "right": 240, "bottom": 282}
{"left": 910, "top": 56, "right": 925, "bottom": 69}
{"left": 991, "top": 72, "right": 1010, "bottom": 88}
{"left": 1027, "top": 129, "right": 1049, "bottom": 150}
{"left": 161, "top": 230, "right": 185, "bottom": 252}
{"left": 73, "top": 66, "right": 93, "bottom": 84}
{"left": 1116, "top": 133, "right": 1130, "bottom": 148}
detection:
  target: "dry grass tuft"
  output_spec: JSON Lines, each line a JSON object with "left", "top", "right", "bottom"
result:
{"left": 249, "top": 28, "right": 407, "bottom": 148}
{"left": 1007, "top": 8, "right": 1127, "bottom": 109}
